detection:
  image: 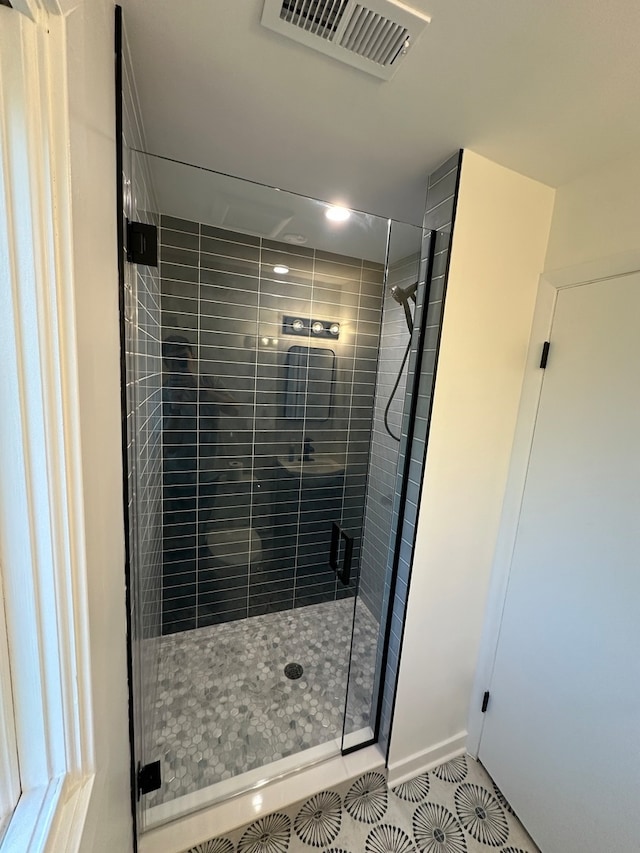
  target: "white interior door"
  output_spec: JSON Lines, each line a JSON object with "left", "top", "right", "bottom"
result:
{"left": 478, "top": 273, "right": 640, "bottom": 852}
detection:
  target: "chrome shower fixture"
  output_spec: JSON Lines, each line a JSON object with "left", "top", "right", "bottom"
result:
{"left": 390, "top": 280, "right": 418, "bottom": 334}
{"left": 390, "top": 280, "right": 418, "bottom": 304}
{"left": 383, "top": 278, "right": 420, "bottom": 441}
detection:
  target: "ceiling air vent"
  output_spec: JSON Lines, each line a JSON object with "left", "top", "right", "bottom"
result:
{"left": 279, "top": 0, "right": 350, "bottom": 39}
{"left": 261, "top": 0, "right": 431, "bottom": 80}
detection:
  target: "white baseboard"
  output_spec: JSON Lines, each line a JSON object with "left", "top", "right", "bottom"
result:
{"left": 387, "top": 731, "right": 467, "bottom": 788}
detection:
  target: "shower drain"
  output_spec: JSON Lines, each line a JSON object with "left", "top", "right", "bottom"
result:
{"left": 284, "top": 662, "right": 303, "bottom": 680}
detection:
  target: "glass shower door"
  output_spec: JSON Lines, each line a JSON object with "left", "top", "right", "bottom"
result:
{"left": 125, "top": 150, "right": 420, "bottom": 825}
{"left": 341, "top": 220, "right": 425, "bottom": 752}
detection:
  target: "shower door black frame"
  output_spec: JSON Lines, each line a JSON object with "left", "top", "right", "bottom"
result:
{"left": 340, "top": 228, "right": 438, "bottom": 757}
{"left": 114, "top": 5, "right": 140, "bottom": 849}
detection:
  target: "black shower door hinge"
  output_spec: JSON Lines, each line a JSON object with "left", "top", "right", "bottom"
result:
{"left": 539, "top": 341, "right": 550, "bottom": 369}
{"left": 481, "top": 691, "right": 490, "bottom": 713}
{"left": 127, "top": 219, "right": 158, "bottom": 267}
{"left": 137, "top": 760, "right": 161, "bottom": 798}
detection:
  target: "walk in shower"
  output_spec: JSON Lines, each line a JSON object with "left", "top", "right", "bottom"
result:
{"left": 121, "top": 80, "right": 428, "bottom": 826}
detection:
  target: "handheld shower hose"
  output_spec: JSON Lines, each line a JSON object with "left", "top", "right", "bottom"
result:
{"left": 383, "top": 281, "right": 418, "bottom": 442}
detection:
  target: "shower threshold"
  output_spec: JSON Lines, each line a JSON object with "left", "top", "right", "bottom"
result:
{"left": 145, "top": 736, "right": 340, "bottom": 828}
{"left": 140, "top": 744, "right": 385, "bottom": 852}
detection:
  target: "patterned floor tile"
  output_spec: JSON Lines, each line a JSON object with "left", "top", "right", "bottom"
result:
{"left": 183, "top": 755, "right": 540, "bottom": 853}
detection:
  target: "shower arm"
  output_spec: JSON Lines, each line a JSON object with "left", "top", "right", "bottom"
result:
{"left": 390, "top": 280, "right": 418, "bottom": 303}
{"left": 390, "top": 280, "right": 418, "bottom": 335}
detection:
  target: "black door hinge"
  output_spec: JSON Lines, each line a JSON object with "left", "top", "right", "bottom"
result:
{"left": 137, "top": 760, "right": 161, "bottom": 798}
{"left": 539, "top": 341, "right": 550, "bottom": 369}
{"left": 127, "top": 220, "right": 158, "bottom": 267}
{"left": 481, "top": 691, "right": 490, "bottom": 713}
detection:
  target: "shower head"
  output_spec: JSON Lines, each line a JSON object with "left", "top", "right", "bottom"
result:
{"left": 390, "top": 281, "right": 418, "bottom": 334}
{"left": 390, "top": 281, "right": 418, "bottom": 305}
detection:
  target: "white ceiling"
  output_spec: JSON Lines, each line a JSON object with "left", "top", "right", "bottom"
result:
{"left": 122, "top": 0, "right": 640, "bottom": 225}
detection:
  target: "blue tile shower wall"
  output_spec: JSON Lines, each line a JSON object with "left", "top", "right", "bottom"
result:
{"left": 358, "top": 251, "right": 421, "bottom": 622}
{"left": 159, "top": 218, "right": 385, "bottom": 634}
{"left": 342, "top": 248, "right": 422, "bottom": 740}
{"left": 378, "top": 152, "right": 463, "bottom": 755}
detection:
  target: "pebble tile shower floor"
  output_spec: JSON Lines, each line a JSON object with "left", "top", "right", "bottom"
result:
{"left": 147, "top": 599, "right": 378, "bottom": 807}
{"left": 184, "top": 754, "right": 540, "bottom": 853}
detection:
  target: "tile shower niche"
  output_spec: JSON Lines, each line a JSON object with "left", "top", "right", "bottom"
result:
{"left": 123, "top": 147, "right": 427, "bottom": 826}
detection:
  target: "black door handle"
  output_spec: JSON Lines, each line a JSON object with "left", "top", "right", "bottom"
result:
{"left": 330, "top": 521, "right": 353, "bottom": 586}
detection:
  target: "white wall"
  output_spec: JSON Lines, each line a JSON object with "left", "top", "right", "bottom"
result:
{"left": 63, "top": 1, "right": 133, "bottom": 850}
{"left": 544, "top": 149, "right": 640, "bottom": 271}
{"left": 388, "top": 151, "right": 554, "bottom": 779}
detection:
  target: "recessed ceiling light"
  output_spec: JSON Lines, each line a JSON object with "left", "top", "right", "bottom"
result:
{"left": 273, "top": 265, "right": 289, "bottom": 275}
{"left": 282, "top": 233, "right": 308, "bottom": 245}
{"left": 326, "top": 205, "right": 351, "bottom": 223}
